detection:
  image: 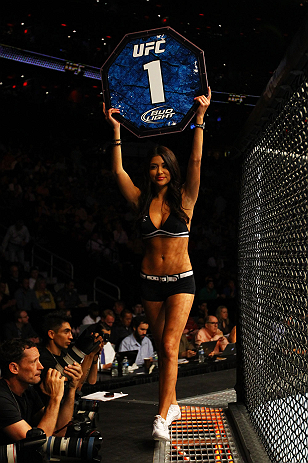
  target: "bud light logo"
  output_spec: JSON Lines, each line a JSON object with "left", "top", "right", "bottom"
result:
{"left": 141, "top": 106, "right": 176, "bottom": 124}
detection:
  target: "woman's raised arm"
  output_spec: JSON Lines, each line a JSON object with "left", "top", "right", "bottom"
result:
{"left": 103, "top": 104, "right": 140, "bottom": 206}
{"left": 183, "top": 88, "right": 211, "bottom": 207}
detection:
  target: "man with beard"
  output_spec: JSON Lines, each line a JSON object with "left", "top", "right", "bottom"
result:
{"left": 118, "top": 316, "right": 154, "bottom": 365}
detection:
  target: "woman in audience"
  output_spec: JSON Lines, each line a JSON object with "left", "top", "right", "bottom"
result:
{"left": 215, "top": 305, "right": 233, "bottom": 336}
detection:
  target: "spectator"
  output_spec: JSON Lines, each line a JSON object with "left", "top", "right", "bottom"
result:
{"left": 0, "top": 339, "right": 81, "bottom": 444}
{"left": 118, "top": 316, "right": 154, "bottom": 366}
{"left": 113, "top": 299, "right": 126, "bottom": 324}
{"left": 6, "top": 264, "right": 20, "bottom": 299}
{"left": 0, "top": 279, "right": 16, "bottom": 315}
{"left": 110, "top": 308, "right": 133, "bottom": 349}
{"left": 28, "top": 266, "right": 40, "bottom": 290}
{"left": 197, "top": 301, "right": 208, "bottom": 328}
{"left": 215, "top": 305, "right": 233, "bottom": 336}
{"left": 55, "top": 279, "right": 85, "bottom": 310}
{"left": 14, "top": 277, "right": 41, "bottom": 311}
{"left": 86, "top": 232, "right": 104, "bottom": 255}
{"left": 178, "top": 333, "right": 197, "bottom": 360}
{"left": 113, "top": 221, "right": 128, "bottom": 245}
{"left": 197, "top": 301, "right": 208, "bottom": 320}
{"left": 194, "top": 315, "right": 228, "bottom": 355}
{"left": 34, "top": 276, "right": 56, "bottom": 310}
{"left": 3, "top": 310, "right": 39, "bottom": 343}
{"left": 1, "top": 220, "right": 30, "bottom": 266}
{"left": 0, "top": 269, "right": 9, "bottom": 296}
{"left": 132, "top": 302, "right": 145, "bottom": 317}
{"left": 81, "top": 302, "right": 101, "bottom": 325}
{"left": 223, "top": 278, "right": 237, "bottom": 299}
{"left": 100, "top": 309, "right": 115, "bottom": 331}
{"left": 197, "top": 277, "right": 218, "bottom": 302}
{"left": 75, "top": 203, "right": 87, "bottom": 221}
{"left": 183, "top": 315, "right": 199, "bottom": 342}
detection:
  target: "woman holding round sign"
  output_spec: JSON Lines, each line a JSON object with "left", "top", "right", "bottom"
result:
{"left": 104, "top": 87, "right": 211, "bottom": 441}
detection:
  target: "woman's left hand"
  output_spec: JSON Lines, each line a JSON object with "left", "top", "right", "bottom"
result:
{"left": 194, "top": 87, "right": 211, "bottom": 119}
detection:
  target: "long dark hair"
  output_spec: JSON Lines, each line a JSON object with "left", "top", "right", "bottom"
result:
{"left": 137, "top": 145, "right": 189, "bottom": 224}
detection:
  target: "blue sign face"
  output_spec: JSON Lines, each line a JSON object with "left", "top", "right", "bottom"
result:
{"left": 101, "top": 27, "right": 208, "bottom": 137}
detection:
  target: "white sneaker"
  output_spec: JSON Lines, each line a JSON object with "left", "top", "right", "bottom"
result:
{"left": 152, "top": 415, "right": 170, "bottom": 441}
{"left": 166, "top": 404, "right": 181, "bottom": 426}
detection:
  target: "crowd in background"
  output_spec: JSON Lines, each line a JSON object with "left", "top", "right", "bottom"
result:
{"left": 0, "top": 110, "right": 240, "bottom": 316}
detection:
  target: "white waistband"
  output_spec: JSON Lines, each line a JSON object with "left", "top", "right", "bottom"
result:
{"left": 140, "top": 270, "right": 193, "bottom": 283}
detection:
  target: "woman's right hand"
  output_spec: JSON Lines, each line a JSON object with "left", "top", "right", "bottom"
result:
{"left": 103, "top": 103, "right": 121, "bottom": 130}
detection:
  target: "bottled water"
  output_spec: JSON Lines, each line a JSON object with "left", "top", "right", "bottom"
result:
{"left": 111, "top": 358, "right": 118, "bottom": 376}
{"left": 122, "top": 356, "right": 129, "bottom": 376}
{"left": 198, "top": 346, "right": 205, "bottom": 363}
{"left": 153, "top": 351, "right": 158, "bottom": 368}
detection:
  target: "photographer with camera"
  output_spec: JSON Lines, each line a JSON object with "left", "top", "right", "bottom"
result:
{"left": 39, "top": 312, "right": 103, "bottom": 391}
{"left": 0, "top": 338, "right": 82, "bottom": 445}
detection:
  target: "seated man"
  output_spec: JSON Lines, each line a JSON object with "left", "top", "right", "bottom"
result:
{"left": 118, "top": 316, "right": 154, "bottom": 366}
{"left": 56, "top": 279, "right": 85, "bottom": 310}
{"left": 3, "top": 309, "right": 39, "bottom": 343}
{"left": 0, "top": 338, "right": 82, "bottom": 445}
{"left": 100, "top": 309, "right": 115, "bottom": 332}
{"left": 14, "top": 276, "right": 41, "bottom": 312}
{"left": 39, "top": 312, "right": 103, "bottom": 392}
{"left": 81, "top": 302, "right": 101, "bottom": 326}
{"left": 110, "top": 308, "right": 133, "bottom": 349}
{"left": 194, "top": 315, "right": 228, "bottom": 355}
{"left": 178, "top": 333, "right": 197, "bottom": 360}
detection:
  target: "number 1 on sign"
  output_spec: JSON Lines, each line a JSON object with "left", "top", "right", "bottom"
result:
{"left": 143, "top": 60, "right": 165, "bottom": 104}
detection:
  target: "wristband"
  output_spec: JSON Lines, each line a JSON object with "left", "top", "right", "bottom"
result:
{"left": 194, "top": 123, "right": 205, "bottom": 129}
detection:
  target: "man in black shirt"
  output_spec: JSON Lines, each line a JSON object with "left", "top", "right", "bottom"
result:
{"left": 3, "top": 309, "right": 39, "bottom": 342}
{"left": 40, "top": 312, "right": 103, "bottom": 391}
{"left": 0, "top": 338, "right": 82, "bottom": 445}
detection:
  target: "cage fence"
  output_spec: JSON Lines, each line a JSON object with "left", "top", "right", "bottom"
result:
{"left": 238, "top": 73, "right": 308, "bottom": 463}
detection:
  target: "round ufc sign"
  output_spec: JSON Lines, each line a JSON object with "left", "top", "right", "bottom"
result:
{"left": 101, "top": 27, "right": 208, "bottom": 138}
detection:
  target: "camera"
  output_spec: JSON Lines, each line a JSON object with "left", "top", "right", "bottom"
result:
{"left": 54, "top": 329, "right": 101, "bottom": 378}
{"left": 0, "top": 428, "right": 46, "bottom": 463}
{"left": 43, "top": 436, "right": 102, "bottom": 462}
{"left": 90, "top": 321, "right": 110, "bottom": 344}
{"left": 0, "top": 428, "right": 102, "bottom": 462}
{"left": 74, "top": 391, "right": 100, "bottom": 416}
{"left": 70, "top": 393, "right": 101, "bottom": 438}
{"left": 66, "top": 414, "right": 102, "bottom": 438}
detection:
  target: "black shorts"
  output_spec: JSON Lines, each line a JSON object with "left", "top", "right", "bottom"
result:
{"left": 140, "top": 274, "right": 196, "bottom": 302}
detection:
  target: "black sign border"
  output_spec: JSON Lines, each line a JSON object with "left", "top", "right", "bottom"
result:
{"left": 101, "top": 27, "right": 208, "bottom": 138}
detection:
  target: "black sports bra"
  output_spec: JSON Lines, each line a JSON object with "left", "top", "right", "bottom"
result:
{"left": 141, "top": 210, "right": 189, "bottom": 239}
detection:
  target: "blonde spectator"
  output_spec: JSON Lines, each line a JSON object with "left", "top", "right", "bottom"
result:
{"left": 215, "top": 305, "right": 233, "bottom": 336}
{"left": 34, "top": 276, "right": 56, "bottom": 309}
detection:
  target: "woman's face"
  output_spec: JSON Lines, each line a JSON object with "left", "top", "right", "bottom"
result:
{"left": 149, "top": 155, "right": 171, "bottom": 187}
{"left": 221, "top": 308, "right": 228, "bottom": 319}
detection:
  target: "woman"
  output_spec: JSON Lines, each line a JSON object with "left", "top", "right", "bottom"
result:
{"left": 104, "top": 88, "right": 211, "bottom": 441}
{"left": 215, "top": 305, "right": 233, "bottom": 336}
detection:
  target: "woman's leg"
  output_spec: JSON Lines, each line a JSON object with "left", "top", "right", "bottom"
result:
{"left": 142, "top": 299, "right": 177, "bottom": 412}
{"left": 143, "top": 293, "right": 194, "bottom": 419}
{"left": 158, "top": 293, "right": 194, "bottom": 419}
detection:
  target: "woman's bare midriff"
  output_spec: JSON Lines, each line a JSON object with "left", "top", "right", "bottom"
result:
{"left": 141, "top": 236, "right": 192, "bottom": 275}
